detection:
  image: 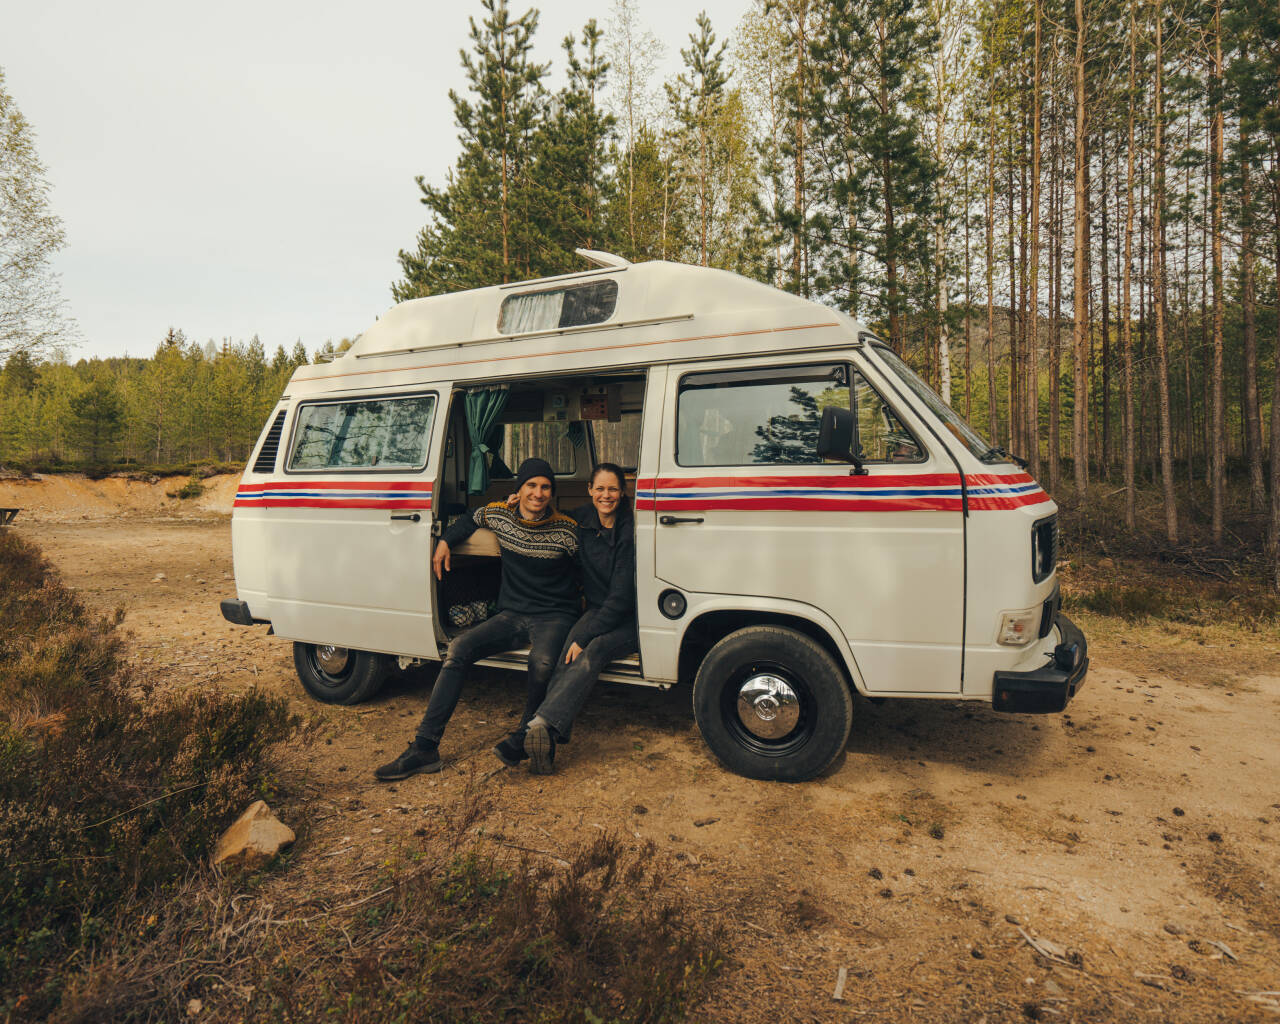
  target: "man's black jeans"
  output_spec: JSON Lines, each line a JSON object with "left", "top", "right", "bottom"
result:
{"left": 536, "top": 620, "right": 638, "bottom": 741}
{"left": 415, "top": 610, "right": 576, "bottom": 746}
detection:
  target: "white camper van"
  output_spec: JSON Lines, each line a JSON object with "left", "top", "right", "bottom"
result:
{"left": 221, "top": 252, "right": 1087, "bottom": 782}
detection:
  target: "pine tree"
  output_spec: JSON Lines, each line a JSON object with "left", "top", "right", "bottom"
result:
{"left": 528, "top": 21, "right": 618, "bottom": 271}
{"left": 68, "top": 375, "right": 123, "bottom": 464}
{"left": 666, "top": 12, "right": 731, "bottom": 267}
{"left": 605, "top": 0, "right": 664, "bottom": 260}
{"left": 806, "top": 0, "right": 939, "bottom": 348}
{"left": 393, "top": 0, "right": 548, "bottom": 298}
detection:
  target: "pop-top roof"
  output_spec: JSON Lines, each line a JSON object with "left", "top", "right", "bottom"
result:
{"left": 339, "top": 254, "right": 841, "bottom": 364}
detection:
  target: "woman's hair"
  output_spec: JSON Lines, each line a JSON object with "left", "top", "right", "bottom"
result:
{"left": 590, "top": 462, "right": 627, "bottom": 491}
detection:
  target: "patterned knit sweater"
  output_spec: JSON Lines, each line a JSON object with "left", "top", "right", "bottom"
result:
{"left": 442, "top": 502, "right": 580, "bottom": 616}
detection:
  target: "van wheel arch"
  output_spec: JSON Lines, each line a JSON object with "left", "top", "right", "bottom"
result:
{"left": 678, "top": 610, "right": 852, "bottom": 688}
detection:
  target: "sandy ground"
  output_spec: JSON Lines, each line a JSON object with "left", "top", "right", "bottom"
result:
{"left": 4, "top": 473, "right": 1280, "bottom": 1022}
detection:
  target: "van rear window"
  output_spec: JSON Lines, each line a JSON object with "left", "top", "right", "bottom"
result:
{"left": 499, "top": 280, "right": 618, "bottom": 333}
{"left": 288, "top": 394, "right": 436, "bottom": 471}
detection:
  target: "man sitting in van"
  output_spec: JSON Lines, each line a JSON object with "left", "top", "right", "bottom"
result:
{"left": 374, "top": 458, "right": 579, "bottom": 780}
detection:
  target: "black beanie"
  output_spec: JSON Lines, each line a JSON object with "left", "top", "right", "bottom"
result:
{"left": 515, "top": 457, "right": 556, "bottom": 495}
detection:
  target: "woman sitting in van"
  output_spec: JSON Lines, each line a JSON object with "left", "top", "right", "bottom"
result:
{"left": 374, "top": 457, "right": 578, "bottom": 781}
{"left": 496, "top": 462, "right": 637, "bottom": 774}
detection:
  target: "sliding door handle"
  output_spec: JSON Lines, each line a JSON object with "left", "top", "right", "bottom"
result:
{"left": 390, "top": 512, "right": 422, "bottom": 522}
{"left": 659, "top": 515, "right": 704, "bottom": 526}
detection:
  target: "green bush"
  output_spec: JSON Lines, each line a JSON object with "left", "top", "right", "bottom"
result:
{"left": 0, "top": 531, "right": 296, "bottom": 1019}
{"left": 166, "top": 474, "right": 205, "bottom": 500}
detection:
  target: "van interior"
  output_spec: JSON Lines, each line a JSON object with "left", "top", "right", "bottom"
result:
{"left": 433, "top": 372, "right": 645, "bottom": 643}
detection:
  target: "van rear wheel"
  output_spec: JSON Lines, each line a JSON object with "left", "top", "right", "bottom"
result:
{"left": 692, "top": 626, "right": 852, "bottom": 782}
{"left": 293, "top": 642, "right": 387, "bottom": 705}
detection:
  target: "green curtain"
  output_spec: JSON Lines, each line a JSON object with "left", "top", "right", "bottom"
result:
{"left": 465, "top": 386, "right": 510, "bottom": 494}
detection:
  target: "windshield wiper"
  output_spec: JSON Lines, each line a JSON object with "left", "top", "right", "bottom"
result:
{"left": 981, "top": 445, "right": 1029, "bottom": 470}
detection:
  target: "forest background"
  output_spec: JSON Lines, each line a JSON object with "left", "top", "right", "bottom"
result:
{"left": 2, "top": 0, "right": 1277, "bottom": 582}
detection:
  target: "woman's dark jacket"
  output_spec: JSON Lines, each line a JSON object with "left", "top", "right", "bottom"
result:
{"left": 568, "top": 499, "right": 635, "bottom": 648}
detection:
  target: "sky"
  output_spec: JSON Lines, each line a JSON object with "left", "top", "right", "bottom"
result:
{"left": 5, "top": 0, "right": 754, "bottom": 362}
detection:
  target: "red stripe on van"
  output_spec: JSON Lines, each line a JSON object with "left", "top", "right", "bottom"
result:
{"left": 638, "top": 473, "right": 962, "bottom": 490}
{"left": 637, "top": 496, "right": 965, "bottom": 512}
{"left": 233, "top": 498, "right": 431, "bottom": 509}
{"left": 236, "top": 480, "right": 432, "bottom": 492}
{"left": 967, "top": 492, "right": 1052, "bottom": 510}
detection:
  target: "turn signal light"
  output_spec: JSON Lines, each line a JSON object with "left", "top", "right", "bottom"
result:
{"left": 997, "top": 608, "right": 1039, "bottom": 646}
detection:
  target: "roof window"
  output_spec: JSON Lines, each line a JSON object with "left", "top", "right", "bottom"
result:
{"left": 499, "top": 279, "right": 618, "bottom": 334}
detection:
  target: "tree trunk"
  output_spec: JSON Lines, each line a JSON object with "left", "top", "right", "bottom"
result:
{"left": 1100, "top": 128, "right": 1111, "bottom": 475}
{"left": 1240, "top": 122, "right": 1266, "bottom": 512}
{"left": 1071, "top": 0, "right": 1089, "bottom": 494}
{"left": 1027, "top": 0, "right": 1043, "bottom": 475}
{"left": 1272, "top": 143, "right": 1280, "bottom": 590}
{"left": 1050, "top": 77, "right": 1063, "bottom": 493}
{"left": 1209, "top": 0, "right": 1226, "bottom": 543}
{"left": 1152, "top": 3, "right": 1178, "bottom": 543}
{"left": 986, "top": 61, "right": 999, "bottom": 444}
{"left": 1120, "top": 0, "right": 1137, "bottom": 529}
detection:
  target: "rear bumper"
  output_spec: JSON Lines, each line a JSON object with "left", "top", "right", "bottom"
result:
{"left": 991, "top": 612, "right": 1088, "bottom": 714}
{"left": 220, "top": 598, "right": 268, "bottom": 626}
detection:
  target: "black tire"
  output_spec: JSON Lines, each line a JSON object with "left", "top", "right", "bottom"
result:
{"left": 692, "top": 625, "right": 853, "bottom": 782}
{"left": 293, "top": 642, "right": 387, "bottom": 705}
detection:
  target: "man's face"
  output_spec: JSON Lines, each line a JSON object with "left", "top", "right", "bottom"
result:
{"left": 518, "top": 476, "right": 553, "bottom": 517}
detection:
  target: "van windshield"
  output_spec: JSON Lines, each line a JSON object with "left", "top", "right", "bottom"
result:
{"left": 869, "top": 346, "right": 1008, "bottom": 464}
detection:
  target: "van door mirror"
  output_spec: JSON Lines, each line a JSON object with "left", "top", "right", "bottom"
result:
{"left": 817, "top": 406, "right": 867, "bottom": 475}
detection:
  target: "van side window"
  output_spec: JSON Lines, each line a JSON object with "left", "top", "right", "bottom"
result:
{"left": 499, "top": 280, "right": 618, "bottom": 333}
{"left": 676, "top": 365, "right": 849, "bottom": 466}
{"left": 288, "top": 394, "right": 436, "bottom": 471}
{"left": 852, "top": 370, "right": 924, "bottom": 463}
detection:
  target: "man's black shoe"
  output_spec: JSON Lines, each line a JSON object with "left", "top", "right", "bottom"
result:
{"left": 375, "top": 741, "right": 442, "bottom": 781}
{"left": 493, "top": 731, "right": 528, "bottom": 767}
{"left": 526, "top": 721, "right": 555, "bottom": 775}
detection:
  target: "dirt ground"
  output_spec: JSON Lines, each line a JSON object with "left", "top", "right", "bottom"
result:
{"left": 4, "top": 473, "right": 1279, "bottom": 1023}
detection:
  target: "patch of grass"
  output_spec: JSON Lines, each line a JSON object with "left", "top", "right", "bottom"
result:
{"left": 0, "top": 531, "right": 296, "bottom": 1020}
{"left": 1068, "top": 584, "right": 1175, "bottom": 621}
{"left": 1065, "top": 579, "right": 1280, "bottom": 627}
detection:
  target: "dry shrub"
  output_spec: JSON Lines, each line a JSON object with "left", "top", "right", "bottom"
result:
{"left": 249, "top": 830, "right": 724, "bottom": 1024}
{"left": 50, "top": 829, "right": 725, "bottom": 1024}
{"left": 0, "top": 530, "right": 296, "bottom": 1020}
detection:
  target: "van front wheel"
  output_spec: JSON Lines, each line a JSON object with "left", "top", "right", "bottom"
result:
{"left": 692, "top": 626, "right": 852, "bottom": 782}
{"left": 293, "top": 642, "right": 387, "bottom": 705}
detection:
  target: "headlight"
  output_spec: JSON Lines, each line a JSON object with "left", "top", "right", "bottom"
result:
{"left": 997, "top": 608, "right": 1040, "bottom": 646}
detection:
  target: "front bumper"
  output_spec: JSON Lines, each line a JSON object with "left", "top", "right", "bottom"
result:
{"left": 991, "top": 612, "right": 1088, "bottom": 714}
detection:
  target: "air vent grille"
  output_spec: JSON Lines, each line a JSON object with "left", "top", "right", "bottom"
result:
{"left": 252, "top": 410, "right": 287, "bottom": 474}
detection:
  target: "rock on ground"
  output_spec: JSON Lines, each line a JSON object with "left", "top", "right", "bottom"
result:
{"left": 213, "top": 800, "right": 295, "bottom": 869}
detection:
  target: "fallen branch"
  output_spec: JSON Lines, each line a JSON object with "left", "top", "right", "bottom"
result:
{"left": 479, "top": 835, "right": 571, "bottom": 868}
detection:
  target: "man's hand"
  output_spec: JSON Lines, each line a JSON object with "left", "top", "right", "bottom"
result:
{"left": 505, "top": 493, "right": 519, "bottom": 506}
{"left": 565, "top": 641, "right": 584, "bottom": 664}
{"left": 433, "top": 540, "right": 451, "bottom": 580}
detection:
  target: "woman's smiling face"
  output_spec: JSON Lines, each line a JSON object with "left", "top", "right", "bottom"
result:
{"left": 589, "top": 469, "right": 623, "bottom": 522}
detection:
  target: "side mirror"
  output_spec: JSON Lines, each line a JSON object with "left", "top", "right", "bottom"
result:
{"left": 817, "top": 406, "right": 867, "bottom": 475}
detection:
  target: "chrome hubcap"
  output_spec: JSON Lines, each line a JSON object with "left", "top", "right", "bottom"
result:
{"left": 315, "top": 645, "right": 350, "bottom": 674}
{"left": 736, "top": 673, "right": 800, "bottom": 740}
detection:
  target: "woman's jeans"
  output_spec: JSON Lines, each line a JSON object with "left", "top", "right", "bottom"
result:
{"left": 415, "top": 610, "right": 576, "bottom": 746}
{"left": 536, "top": 619, "right": 638, "bottom": 741}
